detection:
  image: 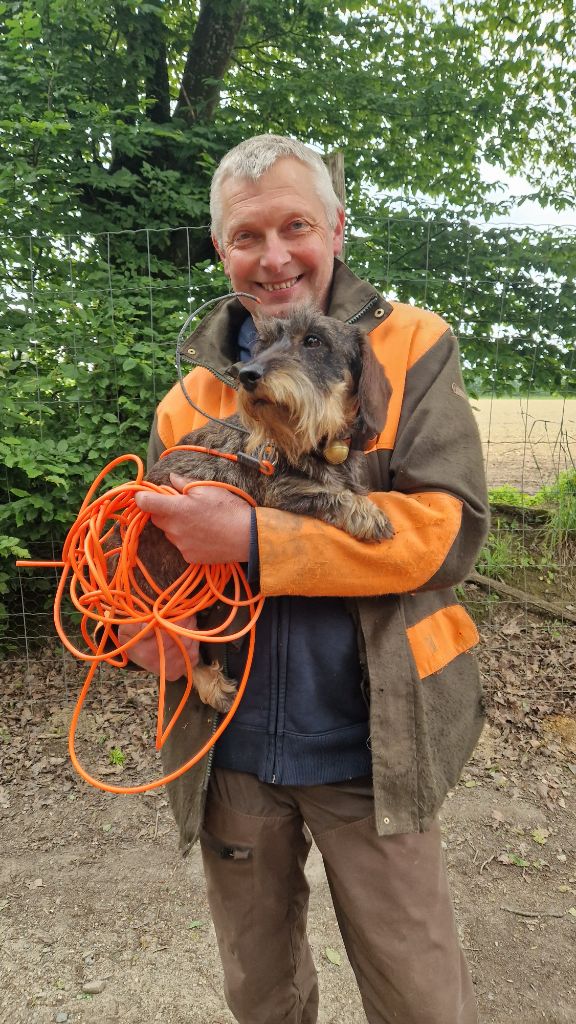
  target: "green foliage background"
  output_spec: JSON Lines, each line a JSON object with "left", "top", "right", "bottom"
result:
{"left": 1, "top": 0, "right": 575, "bottom": 647}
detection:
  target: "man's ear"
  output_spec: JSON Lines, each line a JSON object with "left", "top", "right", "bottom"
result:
{"left": 355, "top": 332, "right": 391, "bottom": 445}
{"left": 212, "top": 235, "right": 229, "bottom": 276}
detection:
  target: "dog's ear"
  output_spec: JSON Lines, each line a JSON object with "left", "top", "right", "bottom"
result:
{"left": 354, "top": 331, "right": 392, "bottom": 446}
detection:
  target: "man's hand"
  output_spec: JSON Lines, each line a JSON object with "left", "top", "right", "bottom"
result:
{"left": 118, "top": 615, "right": 200, "bottom": 680}
{"left": 135, "top": 473, "right": 252, "bottom": 565}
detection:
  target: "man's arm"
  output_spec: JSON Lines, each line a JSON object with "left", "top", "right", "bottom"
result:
{"left": 137, "top": 324, "right": 488, "bottom": 600}
{"left": 254, "top": 328, "right": 489, "bottom": 597}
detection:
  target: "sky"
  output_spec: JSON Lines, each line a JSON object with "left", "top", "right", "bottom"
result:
{"left": 479, "top": 165, "right": 576, "bottom": 230}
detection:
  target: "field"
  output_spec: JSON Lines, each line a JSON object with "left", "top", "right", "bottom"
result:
{"left": 473, "top": 398, "right": 576, "bottom": 492}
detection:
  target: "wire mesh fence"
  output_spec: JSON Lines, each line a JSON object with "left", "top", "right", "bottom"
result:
{"left": 1, "top": 221, "right": 575, "bottom": 720}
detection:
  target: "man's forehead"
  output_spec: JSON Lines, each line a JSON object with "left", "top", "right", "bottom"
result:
{"left": 220, "top": 163, "right": 322, "bottom": 221}
{"left": 221, "top": 156, "right": 313, "bottom": 195}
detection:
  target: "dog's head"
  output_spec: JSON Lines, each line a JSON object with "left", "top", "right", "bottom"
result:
{"left": 229, "top": 306, "right": 391, "bottom": 465}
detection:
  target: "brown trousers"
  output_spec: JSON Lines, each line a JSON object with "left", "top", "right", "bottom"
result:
{"left": 200, "top": 768, "right": 477, "bottom": 1024}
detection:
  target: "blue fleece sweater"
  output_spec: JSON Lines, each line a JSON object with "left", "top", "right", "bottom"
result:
{"left": 212, "top": 317, "right": 372, "bottom": 785}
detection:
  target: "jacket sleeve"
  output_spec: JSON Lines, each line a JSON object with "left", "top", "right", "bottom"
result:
{"left": 254, "top": 327, "right": 489, "bottom": 598}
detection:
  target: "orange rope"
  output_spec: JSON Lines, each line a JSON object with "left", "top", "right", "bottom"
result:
{"left": 16, "top": 448, "right": 272, "bottom": 794}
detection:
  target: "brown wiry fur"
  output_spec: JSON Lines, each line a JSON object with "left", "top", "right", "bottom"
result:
{"left": 128, "top": 307, "right": 394, "bottom": 712}
{"left": 240, "top": 372, "right": 350, "bottom": 465}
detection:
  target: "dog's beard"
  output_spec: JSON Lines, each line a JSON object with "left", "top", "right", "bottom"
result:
{"left": 238, "top": 371, "right": 352, "bottom": 465}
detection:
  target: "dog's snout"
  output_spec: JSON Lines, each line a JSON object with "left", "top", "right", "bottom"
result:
{"left": 238, "top": 363, "right": 265, "bottom": 391}
{"left": 225, "top": 361, "right": 241, "bottom": 381}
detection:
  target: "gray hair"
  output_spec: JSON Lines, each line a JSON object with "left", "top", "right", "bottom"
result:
{"left": 210, "top": 134, "right": 343, "bottom": 247}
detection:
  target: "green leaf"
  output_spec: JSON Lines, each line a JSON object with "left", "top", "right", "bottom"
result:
{"left": 325, "top": 947, "right": 342, "bottom": 966}
{"left": 497, "top": 851, "right": 531, "bottom": 868}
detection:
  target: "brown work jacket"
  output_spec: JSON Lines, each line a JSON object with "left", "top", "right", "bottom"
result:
{"left": 148, "top": 260, "right": 490, "bottom": 853}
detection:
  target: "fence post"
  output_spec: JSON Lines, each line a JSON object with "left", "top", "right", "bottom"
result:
{"left": 323, "top": 149, "right": 346, "bottom": 260}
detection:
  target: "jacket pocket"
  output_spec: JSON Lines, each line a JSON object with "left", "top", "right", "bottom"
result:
{"left": 406, "top": 604, "right": 479, "bottom": 680}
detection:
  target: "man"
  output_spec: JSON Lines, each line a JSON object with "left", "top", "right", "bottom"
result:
{"left": 126, "top": 135, "right": 489, "bottom": 1023}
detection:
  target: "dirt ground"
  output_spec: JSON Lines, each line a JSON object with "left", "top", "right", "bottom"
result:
{"left": 473, "top": 398, "right": 576, "bottom": 492}
{"left": 2, "top": 397, "right": 575, "bottom": 1023}
{"left": 1, "top": 598, "right": 575, "bottom": 1024}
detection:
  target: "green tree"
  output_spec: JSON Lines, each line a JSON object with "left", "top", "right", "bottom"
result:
{"left": 1, "top": 0, "right": 575, "bottom": 647}
{"left": 2, "top": 0, "right": 575, "bottom": 242}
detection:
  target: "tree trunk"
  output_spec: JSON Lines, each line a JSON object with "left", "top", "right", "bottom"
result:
{"left": 174, "top": 0, "right": 248, "bottom": 124}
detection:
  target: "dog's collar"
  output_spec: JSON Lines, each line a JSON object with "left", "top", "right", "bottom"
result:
{"left": 321, "top": 426, "right": 379, "bottom": 464}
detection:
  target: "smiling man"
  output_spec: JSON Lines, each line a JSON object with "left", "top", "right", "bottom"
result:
{"left": 211, "top": 156, "right": 345, "bottom": 315}
{"left": 128, "top": 135, "right": 489, "bottom": 1024}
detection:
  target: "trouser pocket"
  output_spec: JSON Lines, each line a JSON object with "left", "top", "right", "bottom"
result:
{"left": 200, "top": 821, "right": 255, "bottom": 947}
{"left": 199, "top": 828, "right": 252, "bottom": 861}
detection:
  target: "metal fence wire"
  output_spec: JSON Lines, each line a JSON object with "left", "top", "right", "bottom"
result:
{"left": 1, "top": 222, "right": 575, "bottom": 721}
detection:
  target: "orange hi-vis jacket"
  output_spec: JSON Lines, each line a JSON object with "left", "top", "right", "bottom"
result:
{"left": 149, "top": 260, "right": 490, "bottom": 851}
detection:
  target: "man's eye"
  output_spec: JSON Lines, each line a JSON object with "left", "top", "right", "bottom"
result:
{"left": 289, "top": 220, "right": 308, "bottom": 231}
{"left": 233, "top": 231, "right": 253, "bottom": 244}
{"left": 303, "top": 334, "right": 322, "bottom": 348}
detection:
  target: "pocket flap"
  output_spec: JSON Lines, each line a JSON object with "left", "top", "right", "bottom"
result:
{"left": 406, "top": 605, "right": 479, "bottom": 680}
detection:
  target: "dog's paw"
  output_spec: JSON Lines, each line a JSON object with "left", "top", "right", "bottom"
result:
{"left": 344, "top": 497, "right": 395, "bottom": 542}
{"left": 193, "top": 662, "right": 238, "bottom": 713}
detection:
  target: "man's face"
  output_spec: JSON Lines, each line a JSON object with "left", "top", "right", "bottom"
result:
{"left": 213, "top": 158, "right": 345, "bottom": 318}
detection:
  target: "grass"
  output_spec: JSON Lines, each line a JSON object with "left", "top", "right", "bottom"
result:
{"left": 469, "top": 470, "right": 576, "bottom": 614}
{"left": 489, "top": 470, "right": 576, "bottom": 525}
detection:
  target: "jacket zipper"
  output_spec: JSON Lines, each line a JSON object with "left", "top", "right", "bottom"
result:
{"left": 270, "top": 599, "right": 283, "bottom": 784}
{"left": 185, "top": 356, "right": 240, "bottom": 391}
{"left": 201, "top": 643, "right": 229, "bottom": 794}
{"left": 345, "top": 295, "right": 380, "bottom": 325}
{"left": 202, "top": 713, "right": 219, "bottom": 792}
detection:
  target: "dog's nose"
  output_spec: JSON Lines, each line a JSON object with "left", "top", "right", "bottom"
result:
{"left": 238, "top": 363, "right": 265, "bottom": 391}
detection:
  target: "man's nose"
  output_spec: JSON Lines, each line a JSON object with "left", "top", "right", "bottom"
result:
{"left": 260, "top": 232, "right": 291, "bottom": 272}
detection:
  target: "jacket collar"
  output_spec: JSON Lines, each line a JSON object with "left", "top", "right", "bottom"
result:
{"left": 180, "top": 258, "right": 393, "bottom": 371}
{"left": 327, "top": 258, "right": 392, "bottom": 327}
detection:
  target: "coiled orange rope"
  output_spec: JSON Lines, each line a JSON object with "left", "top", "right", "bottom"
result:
{"left": 16, "top": 447, "right": 272, "bottom": 794}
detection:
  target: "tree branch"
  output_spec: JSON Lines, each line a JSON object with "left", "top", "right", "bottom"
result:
{"left": 466, "top": 571, "right": 576, "bottom": 624}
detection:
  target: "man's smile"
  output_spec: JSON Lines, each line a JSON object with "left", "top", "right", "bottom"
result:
{"left": 258, "top": 275, "right": 303, "bottom": 292}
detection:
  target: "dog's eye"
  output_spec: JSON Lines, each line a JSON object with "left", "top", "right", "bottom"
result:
{"left": 303, "top": 334, "right": 322, "bottom": 348}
